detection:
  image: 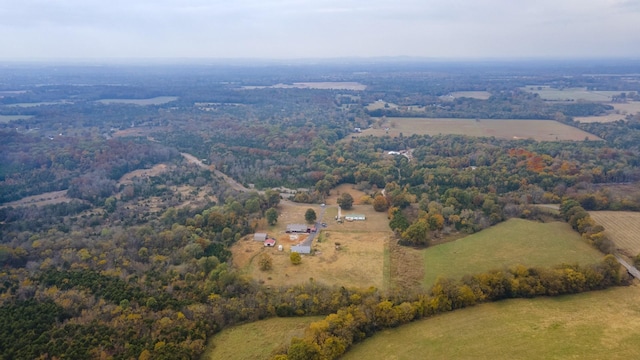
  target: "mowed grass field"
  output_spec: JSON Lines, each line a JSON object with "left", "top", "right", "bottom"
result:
{"left": 204, "top": 316, "right": 323, "bottom": 360}
{"left": 423, "top": 218, "right": 604, "bottom": 288}
{"left": 343, "top": 284, "right": 640, "bottom": 360}
{"left": 589, "top": 211, "right": 640, "bottom": 256}
{"left": 232, "top": 201, "right": 392, "bottom": 289}
{"left": 356, "top": 118, "right": 601, "bottom": 141}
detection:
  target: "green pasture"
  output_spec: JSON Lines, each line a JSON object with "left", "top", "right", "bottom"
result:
{"left": 423, "top": 218, "right": 604, "bottom": 288}
{"left": 204, "top": 316, "right": 322, "bottom": 360}
{"left": 344, "top": 285, "right": 640, "bottom": 360}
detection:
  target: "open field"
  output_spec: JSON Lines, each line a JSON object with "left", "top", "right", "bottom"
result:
{"left": 96, "top": 96, "right": 178, "bottom": 105}
{"left": 522, "top": 86, "right": 626, "bottom": 102}
{"left": 0, "top": 115, "right": 33, "bottom": 122}
{"left": 344, "top": 284, "right": 640, "bottom": 360}
{"left": 365, "top": 100, "right": 425, "bottom": 112}
{"left": 5, "top": 101, "right": 73, "bottom": 107}
{"left": 575, "top": 101, "right": 640, "bottom": 123}
{"left": 589, "top": 211, "right": 640, "bottom": 256}
{"left": 0, "top": 190, "right": 71, "bottom": 208}
{"left": 204, "top": 316, "right": 323, "bottom": 360}
{"left": 449, "top": 91, "right": 492, "bottom": 100}
{"left": 423, "top": 218, "right": 604, "bottom": 288}
{"left": 233, "top": 201, "right": 392, "bottom": 289}
{"left": 243, "top": 82, "right": 366, "bottom": 90}
{"left": 355, "top": 118, "right": 601, "bottom": 141}
{"left": 323, "top": 183, "right": 370, "bottom": 206}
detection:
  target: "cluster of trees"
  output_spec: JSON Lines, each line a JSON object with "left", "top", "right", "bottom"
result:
{"left": 0, "top": 131, "right": 178, "bottom": 203}
{"left": 273, "top": 256, "right": 625, "bottom": 360}
{"left": 559, "top": 199, "right": 616, "bottom": 254}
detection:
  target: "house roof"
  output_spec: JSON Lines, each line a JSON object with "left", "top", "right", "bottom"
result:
{"left": 286, "top": 224, "right": 308, "bottom": 232}
{"left": 291, "top": 245, "right": 311, "bottom": 254}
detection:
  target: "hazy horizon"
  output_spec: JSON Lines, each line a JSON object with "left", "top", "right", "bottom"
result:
{"left": 2, "top": 0, "right": 640, "bottom": 61}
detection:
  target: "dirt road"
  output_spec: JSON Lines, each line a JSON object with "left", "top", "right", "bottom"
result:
{"left": 180, "top": 152, "right": 250, "bottom": 193}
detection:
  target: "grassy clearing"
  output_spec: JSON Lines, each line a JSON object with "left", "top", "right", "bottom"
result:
{"left": 449, "top": 91, "right": 492, "bottom": 100}
{"left": 343, "top": 284, "right": 640, "bottom": 360}
{"left": 243, "top": 82, "right": 366, "bottom": 90}
{"left": 521, "top": 86, "right": 625, "bottom": 102}
{"left": 422, "top": 218, "right": 604, "bottom": 288}
{"left": 0, "top": 190, "right": 71, "bottom": 208}
{"left": 96, "top": 96, "right": 178, "bottom": 105}
{"left": 204, "top": 316, "right": 323, "bottom": 360}
{"left": 234, "top": 229, "right": 390, "bottom": 289}
{"left": 5, "top": 101, "right": 72, "bottom": 107}
{"left": 0, "top": 115, "right": 33, "bottom": 123}
{"left": 355, "top": 118, "right": 601, "bottom": 141}
{"left": 589, "top": 211, "right": 640, "bottom": 256}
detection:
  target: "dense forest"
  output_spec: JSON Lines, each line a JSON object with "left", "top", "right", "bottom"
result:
{"left": 1, "top": 60, "right": 640, "bottom": 359}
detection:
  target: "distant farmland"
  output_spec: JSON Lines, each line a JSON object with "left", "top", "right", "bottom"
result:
{"left": 521, "top": 86, "right": 626, "bottom": 102}
{"left": 358, "top": 118, "right": 601, "bottom": 141}
{"left": 96, "top": 96, "right": 178, "bottom": 105}
{"left": 575, "top": 101, "right": 640, "bottom": 123}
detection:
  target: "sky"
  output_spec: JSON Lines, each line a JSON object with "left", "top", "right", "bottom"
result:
{"left": 1, "top": 0, "right": 639, "bottom": 60}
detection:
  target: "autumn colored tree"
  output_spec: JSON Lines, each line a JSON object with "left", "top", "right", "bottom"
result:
{"left": 305, "top": 208, "right": 317, "bottom": 224}
{"left": 372, "top": 195, "right": 389, "bottom": 212}
{"left": 266, "top": 208, "right": 278, "bottom": 225}
{"left": 401, "top": 219, "right": 429, "bottom": 246}
{"left": 290, "top": 252, "right": 302, "bottom": 265}
{"left": 337, "top": 193, "right": 354, "bottom": 210}
{"left": 258, "top": 253, "right": 273, "bottom": 271}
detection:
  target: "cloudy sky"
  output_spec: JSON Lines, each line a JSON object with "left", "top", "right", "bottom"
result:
{"left": 1, "top": 0, "right": 639, "bottom": 60}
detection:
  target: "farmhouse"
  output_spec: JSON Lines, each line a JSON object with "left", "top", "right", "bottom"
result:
{"left": 286, "top": 224, "right": 309, "bottom": 233}
{"left": 264, "top": 239, "right": 276, "bottom": 247}
{"left": 344, "top": 214, "right": 366, "bottom": 221}
{"left": 291, "top": 245, "right": 311, "bottom": 254}
{"left": 254, "top": 233, "right": 268, "bottom": 241}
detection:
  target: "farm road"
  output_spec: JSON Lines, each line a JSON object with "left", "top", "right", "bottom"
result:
{"left": 180, "top": 152, "right": 250, "bottom": 193}
{"left": 615, "top": 254, "right": 640, "bottom": 279}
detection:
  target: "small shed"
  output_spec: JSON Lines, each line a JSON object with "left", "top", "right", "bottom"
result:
{"left": 344, "top": 214, "right": 366, "bottom": 221}
{"left": 291, "top": 245, "right": 312, "bottom": 254}
{"left": 254, "top": 233, "right": 268, "bottom": 241}
{"left": 286, "top": 224, "right": 308, "bottom": 233}
{"left": 264, "top": 239, "right": 276, "bottom": 247}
